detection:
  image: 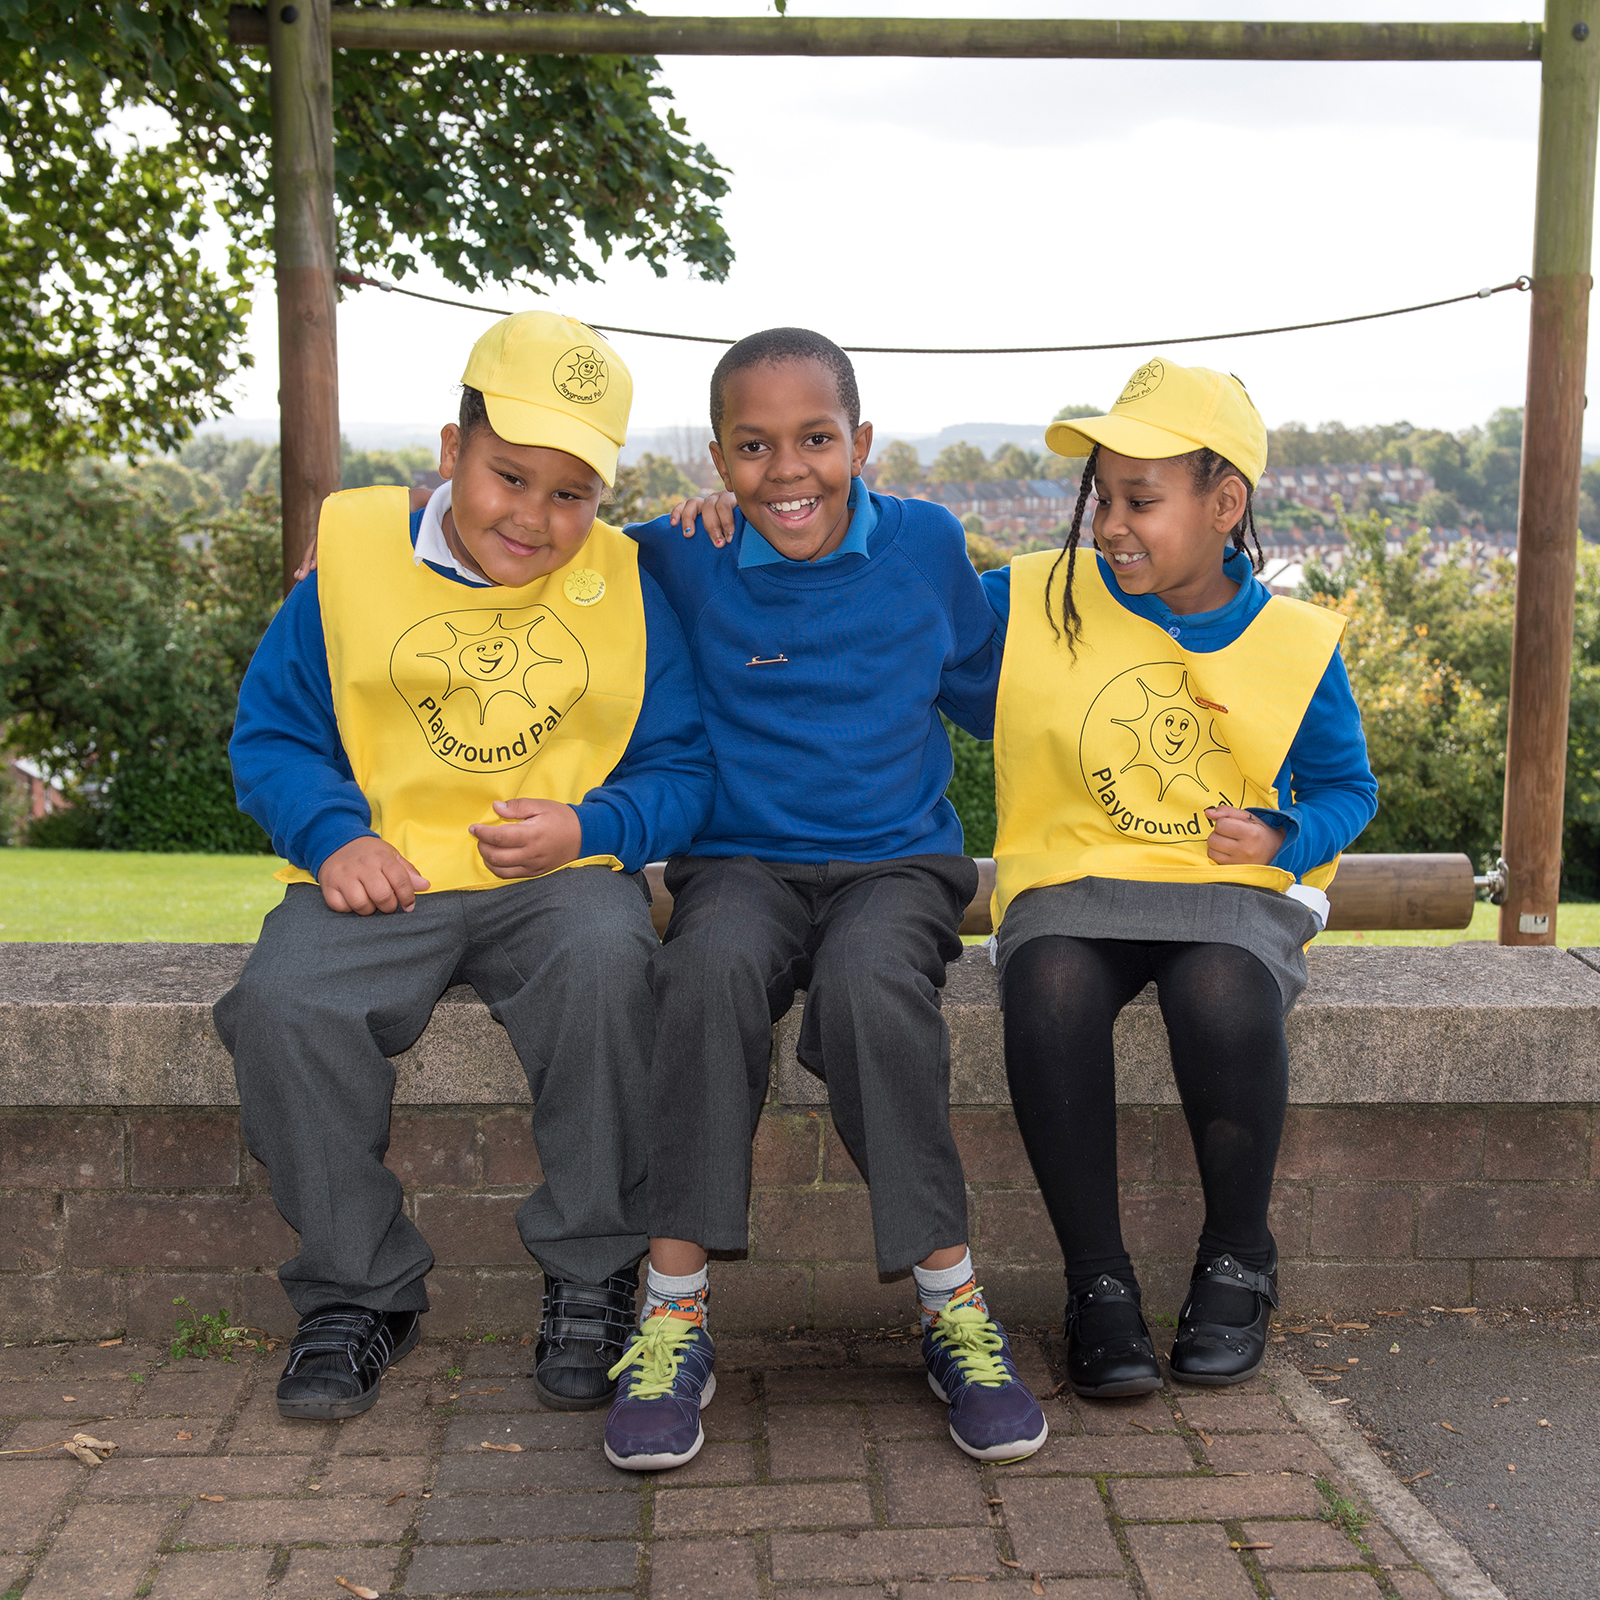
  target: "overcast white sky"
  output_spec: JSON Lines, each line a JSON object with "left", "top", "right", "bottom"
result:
{"left": 219, "top": 0, "right": 1577, "bottom": 450}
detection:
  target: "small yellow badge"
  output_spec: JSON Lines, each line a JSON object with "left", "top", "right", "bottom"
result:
{"left": 562, "top": 568, "right": 605, "bottom": 607}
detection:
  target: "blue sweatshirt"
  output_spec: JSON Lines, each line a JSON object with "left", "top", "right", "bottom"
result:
{"left": 229, "top": 509, "right": 715, "bottom": 877}
{"left": 981, "top": 549, "right": 1377, "bottom": 880}
{"left": 628, "top": 490, "right": 1003, "bottom": 861}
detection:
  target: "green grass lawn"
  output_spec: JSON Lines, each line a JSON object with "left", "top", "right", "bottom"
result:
{"left": 0, "top": 849, "right": 289, "bottom": 942}
{"left": 5, "top": 849, "right": 1600, "bottom": 948}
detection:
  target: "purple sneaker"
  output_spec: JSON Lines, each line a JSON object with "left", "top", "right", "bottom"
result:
{"left": 922, "top": 1284, "right": 1048, "bottom": 1463}
{"left": 603, "top": 1313, "right": 716, "bottom": 1471}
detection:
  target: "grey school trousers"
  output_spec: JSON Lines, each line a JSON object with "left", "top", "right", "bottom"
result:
{"left": 647, "top": 854, "right": 976, "bottom": 1274}
{"left": 214, "top": 870, "right": 656, "bottom": 1316}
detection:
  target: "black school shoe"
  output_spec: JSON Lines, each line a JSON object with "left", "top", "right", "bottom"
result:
{"left": 1169, "top": 1249, "right": 1280, "bottom": 1387}
{"left": 1064, "top": 1274, "right": 1163, "bottom": 1398}
{"left": 533, "top": 1266, "right": 640, "bottom": 1411}
{"left": 276, "top": 1305, "right": 422, "bottom": 1419}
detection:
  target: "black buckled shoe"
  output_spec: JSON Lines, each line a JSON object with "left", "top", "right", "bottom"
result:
{"left": 1169, "top": 1250, "right": 1279, "bottom": 1387}
{"left": 276, "top": 1305, "right": 421, "bottom": 1419}
{"left": 1064, "top": 1274, "right": 1163, "bottom": 1398}
{"left": 533, "top": 1266, "right": 640, "bottom": 1411}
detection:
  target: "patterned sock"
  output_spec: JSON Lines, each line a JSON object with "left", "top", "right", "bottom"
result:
{"left": 913, "top": 1251, "right": 979, "bottom": 1331}
{"left": 642, "top": 1265, "right": 709, "bottom": 1329}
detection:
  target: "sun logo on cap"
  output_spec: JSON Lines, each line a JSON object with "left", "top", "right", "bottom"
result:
{"left": 1109, "top": 670, "right": 1232, "bottom": 800}
{"left": 1118, "top": 359, "right": 1165, "bottom": 405}
{"left": 554, "top": 345, "right": 609, "bottom": 405}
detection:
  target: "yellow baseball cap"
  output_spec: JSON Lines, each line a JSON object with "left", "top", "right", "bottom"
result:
{"left": 1044, "top": 358, "right": 1267, "bottom": 486}
{"left": 461, "top": 311, "right": 632, "bottom": 485}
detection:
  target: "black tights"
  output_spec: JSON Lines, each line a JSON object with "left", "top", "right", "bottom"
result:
{"left": 1002, "top": 936, "right": 1288, "bottom": 1296}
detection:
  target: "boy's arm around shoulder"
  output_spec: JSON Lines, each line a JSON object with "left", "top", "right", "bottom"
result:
{"left": 230, "top": 573, "right": 377, "bottom": 875}
{"left": 569, "top": 570, "right": 715, "bottom": 871}
{"left": 895, "top": 498, "right": 1004, "bottom": 742}
{"left": 1263, "top": 646, "right": 1380, "bottom": 879}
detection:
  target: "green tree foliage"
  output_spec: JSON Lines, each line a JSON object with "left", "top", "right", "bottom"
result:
{"left": 965, "top": 531, "right": 1006, "bottom": 572}
{"left": 608, "top": 452, "right": 698, "bottom": 524}
{"left": 945, "top": 719, "right": 997, "bottom": 857}
{"left": 1, "top": 0, "right": 733, "bottom": 465}
{"left": 341, "top": 442, "right": 435, "bottom": 490}
{"left": 0, "top": 464, "right": 281, "bottom": 851}
{"left": 986, "top": 443, "right": 1043, "bottom": 480}
{"left": 874, "top": 439, "right": 923, "bottom": 490}
{"left": 928, "top": 441, "right": 988, "bottom": 484}
{"left": 1301, "top": 508, "right": 1600, "bottom": 893}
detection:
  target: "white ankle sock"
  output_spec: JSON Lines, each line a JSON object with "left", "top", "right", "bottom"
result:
{"left": 643, "top": 1265, "right": 709, "bottom": 1327}
{"left": 913, "top": 1250, "right": 976, "bottom": 1328}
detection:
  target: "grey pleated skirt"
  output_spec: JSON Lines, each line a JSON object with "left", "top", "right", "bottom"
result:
{"left": 993, "top": 876, "right": 1321, "bottom": 1014}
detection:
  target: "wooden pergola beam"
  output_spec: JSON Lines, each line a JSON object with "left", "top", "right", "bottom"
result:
{"left": 228, "top": 8, "right": 1541, "bottom": 62}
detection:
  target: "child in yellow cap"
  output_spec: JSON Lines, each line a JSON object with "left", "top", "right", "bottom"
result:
{"left": 215, "top": 312, "right": 714, "bottom": 1420}
{"left": 983, "top": 358, "right": 1377, "bottom": 1395}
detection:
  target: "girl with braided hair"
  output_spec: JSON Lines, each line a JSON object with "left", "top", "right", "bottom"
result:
{"left": 979, "top": 358, "right": 1377, "bottom": 1395}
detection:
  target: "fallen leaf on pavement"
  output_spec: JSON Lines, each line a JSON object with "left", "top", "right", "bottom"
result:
{"left": 1229, "top": 1541, "right": 1273, "bottom": 1550}
{"left": 1540, "top": 1419, "right": 1551, "bottom": 1427}
{"left": 199, "top": 1494, "right": 225, "bottom": 1502}
{"left": 60, "top": 1396, "right": 75, "bottom": 1403}
{"left": 65, "top": 1444, "right": 102, "bottom": 1467}
{"left": 1032, "top": 1577, "right": 1046, "bottom": 1597}
{"left": 479, "top": 1441, "right": 522, "bottom": 1452}
{"left": 1389, "top": 1344, "right": 1400, "bottom": 1354}
{"left": 1285, "top": 1325, "right": 1311, "bottom": 1334}
{"left": 72, "top": 1434, "right": 116, "bottom": 1454}
{"left": 1308, "top": 1375, "right": 1344, "bottom": 1383}
{"left": 520, "top": 1334, "right": 532, "bottom": 1346}
{"left": 1333, "top": 1322, "right": 1369, "bottom": 1331}
{"left": 1489, "top": 1501, "right": 1499, "bottom": 1509}
{"left": 98, "top": 1339, "right": 122, "bottom": 1348}
{"left": 1404, "top": 1469, "right": 1432, "bottom": 1484}
{"left": 1492, "top": 1397, "right": 1512, "bottom": 1407}
{"left": 1329, "top": 1398, "right": 1352, "bottom": 1405}
{"left": 1441, "top": 1422, "right": 1458, "bottom": 1433}
{"left": 1000, "top": 1557, "right": 1022, "bottom": 1568}
{"left": 176, "top": 1431, "right": 193, "bottom": 1441}
{"left": 335, "top": 1580, "right": 380, "bottom": 1600}
{"left": 384, "top": 1492, "right": 406, "bottom": 1506}
{"left": 986, "top": 1498, "right": 1004, "bottom": 1507}
{"left": 1129, "top": 1419, "right": 1154, "bottom": 1434}
{"left": 1048, "top": 1381, "right": 1066, "bottom": 1398}
{"left": 1507, "top": 1463, "right": 1516, "bottom": 1473}
{"left": 1197, "top": 1430, "right": 1213, "bottom": 1446}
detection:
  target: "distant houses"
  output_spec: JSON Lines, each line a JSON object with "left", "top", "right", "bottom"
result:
{"left": 1255, "top": 462, "right": 1436, "bottom": 512}
{"left": 897, "top": 478, "right": 1078, "bottom": 537}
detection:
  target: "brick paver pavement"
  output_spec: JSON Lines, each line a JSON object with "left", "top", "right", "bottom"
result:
{"left": 0, "top": 1328, "right": 1460, "bottom": 1598}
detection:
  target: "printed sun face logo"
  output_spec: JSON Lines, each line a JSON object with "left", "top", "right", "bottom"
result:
{"left": 1118, "top": 359, "right": 1165, "bottom": 405}
{"left": 391, "top": 606, "right": 590, "bottom": 774}
{"left": 553, "top": 345, "right": 609, "bottom": 405}
{"left": 1078, "top": 663, "right": 1244, "bottom": 843}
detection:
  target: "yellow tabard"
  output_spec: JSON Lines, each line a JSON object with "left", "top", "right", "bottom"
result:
{"left": 277, "top": 485, "right": 647, "bottom": 893}
{"left": 992, "top": 551, "right": 1347, "bottom": 928}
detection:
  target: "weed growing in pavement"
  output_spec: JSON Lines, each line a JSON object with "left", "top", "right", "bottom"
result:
{"left": 1316, "top": 1477, "right": 1369, "bottom": 1536}
{"left": 170, "top": 1298, "right": 248, "bottom": 1361}
{"left": 445, "top": 1363, "right": 463, "bottom": 1382}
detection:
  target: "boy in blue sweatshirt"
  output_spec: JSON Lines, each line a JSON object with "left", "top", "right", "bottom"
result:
{"left": 214, "top": 313, "right": 714, "bottom": 1421}
{"left": 601, "top": 328, "right": 1047, "bottom": 1473}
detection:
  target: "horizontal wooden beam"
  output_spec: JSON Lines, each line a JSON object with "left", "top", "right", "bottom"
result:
{"left": 229, "top": 8, "right": 1542, "bottom": 62}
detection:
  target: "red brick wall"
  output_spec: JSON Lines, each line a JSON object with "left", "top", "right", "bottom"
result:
{"left": 2, "top": 1105, "right": 1595, "bottom": 1343}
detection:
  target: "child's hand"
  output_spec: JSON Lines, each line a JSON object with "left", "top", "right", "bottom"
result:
{"left": 293, "top": 537, "right": 319, "bottom": 582}
{"left": 469, "top": 798, "right": 583, "bottom": 878}
{"left": 669, "top": 490, "right": 739, "bottom": 548}
{"left": 318, "top": 836, "right": 430, "bottom": 914}
{"left": 1205, "top": 806, "right": 1287, "bottom": 867}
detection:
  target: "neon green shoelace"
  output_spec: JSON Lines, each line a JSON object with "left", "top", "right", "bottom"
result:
{"left": 607, "top": 1314, "right": 700, "bottom": 1399}
{"left": 931, "top": 1293, "right": 1011, "bottom": 1388}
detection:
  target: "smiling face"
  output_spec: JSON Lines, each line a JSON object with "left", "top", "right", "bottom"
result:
{"left": 709, "top": 358, "right": 872, "bottom": 563}
{"left": 437, "top": 423, "right": 605, "bottom": 587}
{"left": 1090, "top": 449, "right": 1249, "bottom": 616}
{"left": 1150, "top": 707, "right": 1199, "bottom": 763}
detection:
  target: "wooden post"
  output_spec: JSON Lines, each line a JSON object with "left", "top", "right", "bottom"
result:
{"left": 268, "top": 0, "right": 339, "bottom": 595}
{"left": 1500, "top": 0, "right": 1600, "bottom": 945}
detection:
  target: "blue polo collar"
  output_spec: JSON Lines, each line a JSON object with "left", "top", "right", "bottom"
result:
{"left": 737, "top": 477, "right": 877, "bottom": 568}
